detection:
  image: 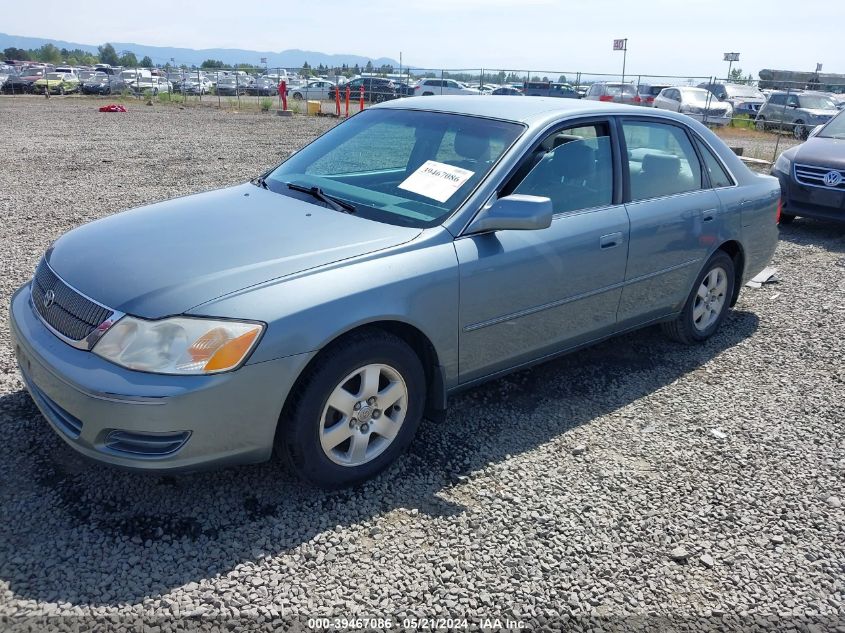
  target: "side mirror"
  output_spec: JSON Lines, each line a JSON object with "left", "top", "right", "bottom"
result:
{"left": 465, "top": 194, "right": 553, "bottom": 234}
{"left": 808, "top": 125, "right": 823, "bottom": 138}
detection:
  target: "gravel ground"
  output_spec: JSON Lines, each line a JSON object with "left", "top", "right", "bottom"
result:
{"left": 0, "top": 97, "right": 844, "bottom": 632}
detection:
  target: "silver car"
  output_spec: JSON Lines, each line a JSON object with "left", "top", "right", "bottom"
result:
{"left": 755, "top": 91, "right": 840, "bottom": 139}
{"left": 653, "top": 87, "right": 733, "bottom": 125}
{"left": 10, "top": 97, "right": 780, "bottom": 487}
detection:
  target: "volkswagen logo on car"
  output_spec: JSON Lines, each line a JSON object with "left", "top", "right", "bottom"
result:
{"left": 823, "top": 170, "right": 843, "bottom": 187}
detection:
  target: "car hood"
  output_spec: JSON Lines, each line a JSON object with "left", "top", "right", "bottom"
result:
{"left": 793, "top": 136, "right": 845, "bottom": 169}
{"left": 46, "top": 183, "right": 422, "bottom": 318}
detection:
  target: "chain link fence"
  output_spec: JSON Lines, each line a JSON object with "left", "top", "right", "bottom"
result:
{"left": 2, "top": 63, "right": 843, "bottom": 163}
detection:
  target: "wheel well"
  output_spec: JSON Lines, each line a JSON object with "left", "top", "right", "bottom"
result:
{"left": 718, "top": 240, "right": 745, "bottom": 306}
{"left": 280, "top": 321, "right": 445, "bottom": 429}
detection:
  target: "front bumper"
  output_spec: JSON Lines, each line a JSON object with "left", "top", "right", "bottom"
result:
{"left": 10, "top": 283, "right": 315, "bottom": 472}
{"left": 772, "top": 169, "right": 845, "bottom": 222}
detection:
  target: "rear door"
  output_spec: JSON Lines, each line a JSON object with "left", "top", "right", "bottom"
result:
{"left": 617, "top": 117, "right": 722, "bottom": 329}
{"left": 456, "top": 119, "right": 630, "bottom": 382}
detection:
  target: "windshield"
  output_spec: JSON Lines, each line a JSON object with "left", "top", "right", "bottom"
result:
{"left": 266, "top": 109, "right": 524, "bottom": 228}
{"left": 724, "top": 84, "right": 764, "bottom": 99}
{"left": 799, "top": 94, "right": 836, "bottom": 110}
{"left": 683, "top": 88, "right": 715, "bottom": 104}
{"left": 44, "top": 73, "right": 64, "bottom": 80}
{"left": 817, "top": 110, "right": 845, "bottom": 138}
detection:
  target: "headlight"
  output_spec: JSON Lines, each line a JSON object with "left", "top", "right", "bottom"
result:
{"left": 773, "top": 152, "right": 792, "bottom": 174}
{"left": 93, "top": 316, "right": 264, "bottom": 375}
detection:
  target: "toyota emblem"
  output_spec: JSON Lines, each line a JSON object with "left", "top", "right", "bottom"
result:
{"left": 823, "top": 170, "right": 843, "bottom": 187}
{"left": 42, "top": 289, "right": 56, "bottom": 309}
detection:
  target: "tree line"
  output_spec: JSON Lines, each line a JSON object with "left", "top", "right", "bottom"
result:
{"left": 3, "top": 43, "right": 153, "bottom": 69}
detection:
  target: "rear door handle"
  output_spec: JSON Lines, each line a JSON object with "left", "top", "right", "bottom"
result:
{"left": 600, "top": 232, "right": 624, "bottom": 249}
{"left": 702, "top": 208, "right": 718, "bottom": 222}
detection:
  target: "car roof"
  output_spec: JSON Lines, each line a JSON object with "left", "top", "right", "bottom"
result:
{"left": 374, "top": 95, "right": 667, "bottom": 125}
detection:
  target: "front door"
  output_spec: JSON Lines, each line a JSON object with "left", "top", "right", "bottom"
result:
{"left": 457, "top": 120, "right": 630, "bottom": 383}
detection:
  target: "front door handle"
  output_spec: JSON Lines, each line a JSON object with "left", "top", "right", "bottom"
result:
{"left": 702, "top": 208, "right": 719, "bottom": 222}
{"left": 600, "top": 232, "right": 624, "bottom": 249}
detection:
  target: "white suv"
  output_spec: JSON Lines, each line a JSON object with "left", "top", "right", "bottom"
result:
{"left": 413, "top": 78, "right": 480, "bottom": 96}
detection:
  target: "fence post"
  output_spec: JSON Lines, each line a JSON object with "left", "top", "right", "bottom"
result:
{"left": 440, "top": 68, "right": 444, "bottom": 95}
{"left": 359, "top": 85, "right": 365, "bottom": 111}
{"left": 197, "top": 69, "right": 201, "bottom": 102}
{"left": 236, "top": 72, "right": 240, "bottom": 109}
{"left": 345, "top": 85, "right": 351, "bottom": 117}
{"left": 336, "top": 84, "right": 341, "bottom": 116}
{"left": 217, "top": 71, "right": 221, "bottom": 108}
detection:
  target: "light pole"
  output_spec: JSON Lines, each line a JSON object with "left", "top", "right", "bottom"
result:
{"left": 723, "top": 52, "right": 740, "bottom": 80}
{"left": 613, "top": 39, "right": 628, "bottom": 84}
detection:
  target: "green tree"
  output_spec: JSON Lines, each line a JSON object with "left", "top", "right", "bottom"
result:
{"left": 36, "top": 43, "right": 62, "bottom": 64}
{"left": 98, "top": 43, "right": 119, "bottom": 66}
{"left": 139, "top": 55, "right": 153, "bottom": 68}
{"left": 200, "top": 59, "right": 225, "bottom": 69}
{"left": 365, "top": 61, "right": 373, "bottom": 73}
{"left": 301, "top": 61, "right": 312, "bottom": 77}
{"left": 119, "top": 51, "right": 138, "bottom": 67}
{"left": 4, "top": 47, "right": 28, "bottom": 60}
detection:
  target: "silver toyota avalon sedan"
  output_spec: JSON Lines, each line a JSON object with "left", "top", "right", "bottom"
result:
{"left": 10, "top": 97, "right": 780, "bottom": 487}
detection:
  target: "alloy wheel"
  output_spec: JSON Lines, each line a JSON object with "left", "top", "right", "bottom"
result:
{"left": 319, "top": 363, "right": 408, "bottom": 467}
{"left": 692, "top": 266, "right": 728, "bottom": 332}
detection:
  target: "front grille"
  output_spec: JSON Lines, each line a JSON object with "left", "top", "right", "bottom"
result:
{"left": 794, "top": 164, "right": 845, "bottom": 191}
{"left": 30, "top": 260, "right": 114, "bottom": 342}
{"left": 104, "top": 430, "right": 191, "bottom": 457}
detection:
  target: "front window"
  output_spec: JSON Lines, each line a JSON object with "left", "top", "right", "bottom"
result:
{"left": 266, "top": 109, "right": 524, "bottom": 228}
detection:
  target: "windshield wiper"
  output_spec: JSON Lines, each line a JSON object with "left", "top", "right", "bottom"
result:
{"left": 252, "top": 175, "right": 269, "bottom": 189}
{"left": 286, "top": 182, "right": 356, "bottom": 214}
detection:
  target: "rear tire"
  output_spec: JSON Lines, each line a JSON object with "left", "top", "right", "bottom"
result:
{"left": 793, "top": 120, "right": 807, "bottom": 140}
{"left": 278, "top": 329, "right": 426, "bottom": 488}
{"left": 755, "top": 116, "right": 766, "bottom": 131}
{"left": 662, "top": 251, "right": 735, "bottom": 344}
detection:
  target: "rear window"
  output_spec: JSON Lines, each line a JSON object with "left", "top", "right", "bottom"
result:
{"left": 606, "top": 84, "right": 637, "bottom": 96}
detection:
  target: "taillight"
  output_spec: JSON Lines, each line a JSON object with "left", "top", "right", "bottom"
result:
{"left": 776, "top": 198, "right": 783, "bottom": 224}
{"left": 599, "top": 95, "right": 614, "bottom": 102}
{"left": 414, "top": 85, "right": 420, "bottom": 91}
{"left": 633, "top": 95, "right": 642, "bottom": 103}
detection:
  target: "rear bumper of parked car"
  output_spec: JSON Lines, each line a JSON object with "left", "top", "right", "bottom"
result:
{"left": 772, "top": 169, "right": 845, "bottom": 222}
{"left": 9, "top": 283, "right": 315, "bottom": 472}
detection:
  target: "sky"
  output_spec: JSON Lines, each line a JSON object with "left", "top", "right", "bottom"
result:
{"left": 3, "top": 0, "right": 841, "bottom": 79}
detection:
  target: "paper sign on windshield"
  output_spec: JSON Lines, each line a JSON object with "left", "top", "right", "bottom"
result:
{"left": 398, "top": 160, "right": 474, "bottom": 203}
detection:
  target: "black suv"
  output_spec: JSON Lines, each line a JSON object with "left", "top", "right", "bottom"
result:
{"left": 330, "top": 77, "right": 399, "bottom": 103}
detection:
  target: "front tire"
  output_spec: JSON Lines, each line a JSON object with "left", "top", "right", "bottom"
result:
{"left": 292, "top": 92, "right": 303, "bottom": 100}
{"left": 755, "top": 116, "right": 766, "bottom": 131}
{"left": 278, "top": 329, "right": 426, "bottom": 488}
{"left": 662, "top": 251, "right": 735, "bottom": 344}
{"left": 793, "top": 120, "right": 807, "bottom": 140}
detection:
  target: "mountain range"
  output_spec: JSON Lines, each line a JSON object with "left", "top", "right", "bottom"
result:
{"left": 0, "top": 32, "right": 401, "bottom": 69}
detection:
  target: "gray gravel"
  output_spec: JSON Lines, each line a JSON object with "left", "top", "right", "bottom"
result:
{"left": 1, "top": 96, "right": 844, "bottom": 631}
